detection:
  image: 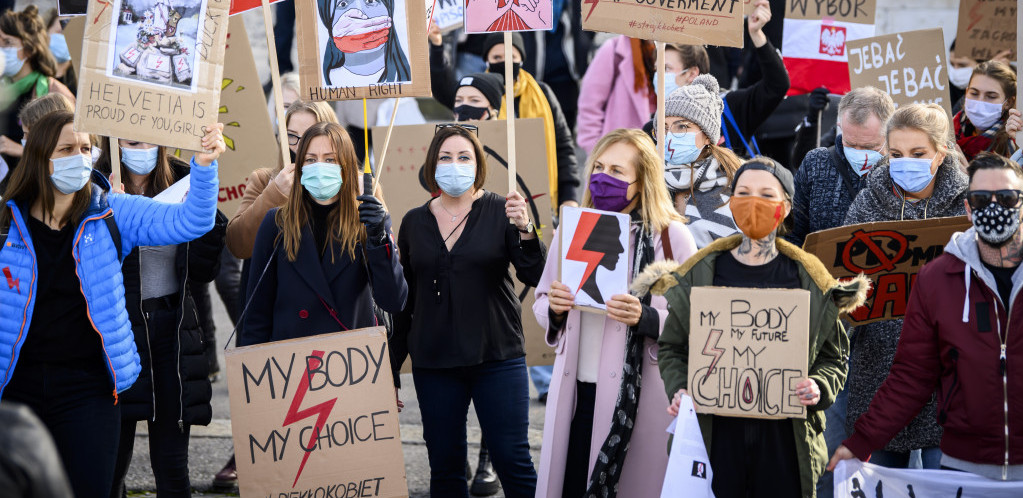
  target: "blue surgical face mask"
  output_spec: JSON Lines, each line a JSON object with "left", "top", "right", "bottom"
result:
{"left": 49, "top": 33, "right": 70, "bottom": 64}
{"left": 120, "top": 146, "right": 159, "bottom": 175}
{"left": 300, "top": 163, "right": 343, "bottom": 201}
{"left": 652, "top": 70, "right": 683, "bottom": 97}
{"left": 842, "top": 146, "right": 883, "bottom": 177}
{"left": 434, "top": 162, "right": 476, "bottom": 197}
{"left": 50, "top": 154, "right": 93, "bottom": 194}
{"left": 664, "top": 132, "right": 702, "bottom": 166}
{"left": 2, "top": 46, "right": 24, "bottom": 78}
{"left": 889, "top": 156, "right": 936, "bottom": 193}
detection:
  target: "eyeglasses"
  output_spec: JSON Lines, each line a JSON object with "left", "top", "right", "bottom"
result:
{"left": 287, "top": 133, "right": 301, "bottom": 146}
{"left": 967, "top": 190, "right": 1023, "bottom": 210}
{"left": 435, "top": 123, "right": 479, "bottom": 136}
{"left": 663, "top": 121, "right": 693, "bottom": 135}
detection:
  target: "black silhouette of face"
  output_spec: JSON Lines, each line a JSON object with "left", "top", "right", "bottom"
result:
{"left": 579, "top": 214, "right": 624, "bottom": 303}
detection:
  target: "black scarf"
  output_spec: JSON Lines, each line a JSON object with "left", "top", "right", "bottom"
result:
{"left": 584, "top": 221, "right": 655, "bottom": 497}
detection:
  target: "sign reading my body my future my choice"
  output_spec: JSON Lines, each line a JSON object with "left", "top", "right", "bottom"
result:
{"left": 225, "top": 327, "right": 407, "bottom": 498}
{"left": 687, "top": 287, "right": 810, "bottom": 419}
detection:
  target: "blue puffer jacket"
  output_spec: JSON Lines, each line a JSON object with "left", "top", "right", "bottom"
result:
{"left": 0, "top": 158, "right": 219, "bottom": 401}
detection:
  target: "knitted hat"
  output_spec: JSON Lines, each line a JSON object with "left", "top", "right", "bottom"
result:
{"left": 457, "top": 73, "right": 504, "bottom": 110}
{"left": 482, "top": 32, "right": 526, "bottom": 62}
{"left": 730, "top": 157, "right": 795, "bottom": 198}
{"left": 665, "top": 74, "right": 723, "bottom": 144}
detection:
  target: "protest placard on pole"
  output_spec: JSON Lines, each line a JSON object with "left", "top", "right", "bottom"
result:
{"left": 580, "top": 0, "right": 743, "bottom": 47}
{"left": 464, "top": 0, "right": 553, "bottom": 32}
{"left": 846, "top": 28, "right": 952, "bottom": 118}
{"left": 295, "top": 0, "right": 431, "bottom": 101}
{"left": 75, "top": 0, "right": 230, "bottom": 151}
{"left": 1018, "top": 6, "right": 1022, "bottom": 148}
{"left": 783, "top": 0, "right": 876, "bottom": 95}
{"left": 558, "top": 206, "right": 629, "bottom": 313}
{"left": 370, "top": 119, "right": 556, "bottom": 368}
{"left": 656, "top": 42, "right": 665, "bottom": 165}
{"left": 225, "top": 327, "right": 407, "bottom": 497}
{"left": 688, "top": 286, "right": 810, "bottom": 419}
{"left": 260, "top": 0, "right": 293, "bottom": 174}
{"left": 955, "top": 0, "right": 1017, "bottom": 63}
{"left": 430, "top": 0, "right": 463, "bottom": 33}
{"left": 802, "top": 216, "right": 971, "bottom": 326}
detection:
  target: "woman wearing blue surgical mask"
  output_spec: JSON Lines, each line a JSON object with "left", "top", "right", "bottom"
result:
{"left": 393, "top": 124, "right": 545, "bottom": 497}
{"left": 240, "top": 120, "right": 407, "bottom": 352}
{"left": 92, "top": 139, "right": 227, "bottom": 498}
{"left": 661, "top": 74, "right": 742, "bottom": 249}
{"left": 954, "top": 61, "right": 1021, "bottom": 162}
{"left": 0, "top": 7, "right": 75, "bottom": 166}
{"left": 842, "top": 103, "right": 968, "bottom": 472}
{"left": 0, "top": 111, "right": 224, "bottom": 497}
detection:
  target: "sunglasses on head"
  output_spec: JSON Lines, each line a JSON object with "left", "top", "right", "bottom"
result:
{"left": 434, "top": 123, "right": 479, "bottom": 136}
{"left": 967, "top": 189, "right": 1023, "bottom": 210}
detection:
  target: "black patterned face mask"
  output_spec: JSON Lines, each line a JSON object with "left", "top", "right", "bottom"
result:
{"left": 973, "top": 202, "right": 1022, "bottom": 247}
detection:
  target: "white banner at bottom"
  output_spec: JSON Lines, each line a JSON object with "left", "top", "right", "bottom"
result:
{"left": 835, "top": 460, "right": 1023, "bottom": 497}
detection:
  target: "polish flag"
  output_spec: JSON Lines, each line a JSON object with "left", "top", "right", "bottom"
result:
{"left": 783, "top": 15, "right": 874, "bottom": 95}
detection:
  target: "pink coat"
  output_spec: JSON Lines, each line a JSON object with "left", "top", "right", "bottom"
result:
{"left": 576, "top": 36, "right": 657, "bottom": 153}
{"left": 533, "top": 221, "right": 697, "bottom": 498}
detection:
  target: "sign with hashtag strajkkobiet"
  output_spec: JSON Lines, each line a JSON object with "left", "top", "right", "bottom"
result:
{"left": 687, "top": 287, "right": 809, "bottom": 419}
{"left": 225, "top": 327, "right": 407, "bottom": 498}
{"left": 580, "top": 0, "right": 744, "bottom": 47}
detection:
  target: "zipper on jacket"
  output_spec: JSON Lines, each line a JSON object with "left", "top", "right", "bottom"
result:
{"left": 994, "top": 296, "right": 1009, "bottom": 479}
{"left": 174, "top": 242, "right": 189, "bottom": 432}
{"left": 73, "top": 210, "right": 121, "bottom": 403}
{"left": 138, "top": 255, "right": 157, "bottom": 422}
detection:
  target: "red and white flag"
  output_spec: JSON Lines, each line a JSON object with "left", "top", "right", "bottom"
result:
{"left": 782, "top": 0, "right": 876, "bottom": 95}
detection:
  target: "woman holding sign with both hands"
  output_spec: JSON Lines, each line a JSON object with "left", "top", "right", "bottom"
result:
{"left": 646, "top": 157, "right": 869, "bottom": 498}
{"left": 533, "top": 129, "right": 697, "bottom": 498}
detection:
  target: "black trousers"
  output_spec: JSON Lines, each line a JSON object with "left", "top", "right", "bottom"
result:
{"left": 710, "top": 416, "right": 802, "bottom": 498}
{"left": 111, "top": 308, "right": 193, "bottom": 498}
{"left": 562, "top": 381, "right": 596, "bottom": 498}
{"left": 3, "top": 360, "right": 121, "bottom": 497}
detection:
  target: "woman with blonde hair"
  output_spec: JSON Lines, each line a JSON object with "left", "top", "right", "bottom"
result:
{"left": 843, "top": 103, "right": 969, "bottom": 470}
{"left": 534, "top": 128, "right": 697, "bottom": 497}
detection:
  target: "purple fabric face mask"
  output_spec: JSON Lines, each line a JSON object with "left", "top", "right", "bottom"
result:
{"left": 589, "top": 173, "right": 635, "bottom": 212}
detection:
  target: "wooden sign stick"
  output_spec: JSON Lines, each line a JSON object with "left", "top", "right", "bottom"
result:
{"left": 1017, "top": 6, "right": 1022, "bottom": 147}
{"left": 504, "top": 31, "right": 517, "bottom": 197}
{"left": 656, "top": 42, "right": 666, "bottom": 165}
{"left": 259, "top": 0, "right": 291, "bottom": 172}
{"left": 109, "top": 136, "right": 121, "bottom": 189}
{"left": 372, "top": 99, "right": 402, "bottom": 189}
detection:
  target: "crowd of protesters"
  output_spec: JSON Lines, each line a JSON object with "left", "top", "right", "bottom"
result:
{"left": 0, "top": 1, "right": 1022, "bottom": 498}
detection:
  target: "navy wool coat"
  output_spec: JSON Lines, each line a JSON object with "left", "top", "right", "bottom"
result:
{"left": 239, "top": 208, "right": 407, "bottom": 346}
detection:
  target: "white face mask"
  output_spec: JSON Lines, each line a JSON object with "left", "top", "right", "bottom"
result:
{"left": 948, "top": 64, "right": 972, "bottom": 89}
{"left": 964, "top": 98, "right": 1006, "bottom": 130}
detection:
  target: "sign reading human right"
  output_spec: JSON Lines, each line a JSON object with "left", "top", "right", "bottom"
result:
{"left": 687, "top": 287, "right": 810, "bottom": 419}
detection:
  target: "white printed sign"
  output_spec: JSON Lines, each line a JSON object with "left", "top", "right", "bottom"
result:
{"left": 558, "top": 206, "right": 629, "bottom": 312}
{"left": 835, "top": 460, "right": 1023, "bottom": 497}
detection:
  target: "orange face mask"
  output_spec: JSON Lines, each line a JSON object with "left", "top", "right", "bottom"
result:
{"left": 729, "top": 196, "right": 785, "bottom": 240}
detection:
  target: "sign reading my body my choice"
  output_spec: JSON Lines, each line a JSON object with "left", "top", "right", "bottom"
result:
{"left": 225, "top": 327, "right": 407, "bottom": 498}
{"left": 687, "top": 287, "right": 810, "bottom": 419}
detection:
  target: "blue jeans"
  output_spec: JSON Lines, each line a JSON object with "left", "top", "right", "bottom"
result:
{"left": 815, "top": 383, "right": 849, "bottom": 498}
{"left": 414, "top": 357, "right": 537, "bottom": 498}
{"left": 870, "top": 447, "right": 942, "bottom": 469}
{"left": 529, "top": 365, "right": 552, "bottom": 397}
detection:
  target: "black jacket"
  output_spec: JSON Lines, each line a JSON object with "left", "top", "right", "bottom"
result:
{"left": 119, "top": 157, "right": 226, "bottom": 425}
{"left": 429, "top": 43, "right": 580, "bottom": 204}
{"left": 721, "top": 40, "right": 790, "bottom": 157}
{"left": 240, "top": 208, "right": 407, "bottom": 346}
{"left": 785, "top": 136, "right": 868, "bottom": 247}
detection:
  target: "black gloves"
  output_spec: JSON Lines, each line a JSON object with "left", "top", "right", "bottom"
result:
{"left": 357, "top": 195, "right": 388, "bottom": 243}
{"left": 806, "top": 87, "right": 830, "bottom": 124}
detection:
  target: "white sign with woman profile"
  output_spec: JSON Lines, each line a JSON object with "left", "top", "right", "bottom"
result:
{"left": 559, "top": 206, "right": 630, "bottom": 312}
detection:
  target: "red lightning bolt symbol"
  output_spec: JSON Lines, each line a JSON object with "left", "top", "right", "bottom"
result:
{"left": 566, "top": 212, "right": 603, "bottom": 295}
{"left": 666, "top": 138, "right": 677, "bottom": 160}
{"left": 965, "top": 1, "right": 984, "bottom": 30}
{"left": 583, "top": 0, "right": 599, "bottom": 22}
{"left": 2, "top": 267, "right": 19, "bottom": 294}
{"left": 701, "top": 329, "right": 725, "bottom": 381}
{"left": 282, "top": 350, "right": 337, "bottom": 487}
{"left": 93, "top": 0, "right": 112, "bottom": 24}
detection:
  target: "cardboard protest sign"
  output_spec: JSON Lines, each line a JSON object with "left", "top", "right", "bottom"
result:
{"left": 295, "top": 0, "right": 430, "bottom": 101}
{"left": 580, "top": 0, "right": 743, "bottom": 47}
{"left": 229, "top": 0, "right": 283, "bottom": 15}
{"left": 688, "top": 287, "right": 810, "bottom": 419}
{"left": 370, "top": 119, "right": 555, "bottom": 368}
{"left": 782, "top": 0, "right": 876, "bottom": 95}
{"left": 835, "top": 460, "right": 1023, "bottom": 497}
{"left": 955, "top": 0, "right": 1017, "bottom": 62}
{"left": 431, "top": 0, "right": 463, "bottom": 33}
{"left": 59, "top": 0, "right": 88, "bottom": 16}
{"left": 558, "top": 206, "right": 629, "bottom": 312}
{"left": 225, "top": 327, "right": 407, "bottom": 497}
{"left": 75, "top": 0, "right": 229, "bottom": 151}
{"left": 847, "top": 29, "right": 952, "bottom": 117}
{"left": 464, "top": 0, "right": 552, "bottom": 33}
{"left": 802, "top": 216, "right": 971, "bottom": 326}
{"left": 214, "top": 17, "right": 280, "bottom": 217}
{"left": 65, "top": 17, "right": 87, "bottom": 73}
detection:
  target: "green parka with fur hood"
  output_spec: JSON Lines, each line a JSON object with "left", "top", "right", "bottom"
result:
{"left": 634, "top": 234, "right": 869, "bottom": 498}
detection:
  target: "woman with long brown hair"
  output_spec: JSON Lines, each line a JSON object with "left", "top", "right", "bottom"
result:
{"left": 239, "top": 122, "right": 406, "bottom": 347}
{"left": 0, "top": 111, "right": 224, "bottom": 497}
{"left": 954, "top": 60, "right": 1021, "bottom": 161}
{"left": 93, "top": 140, "right": 226, "bottom": 498}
